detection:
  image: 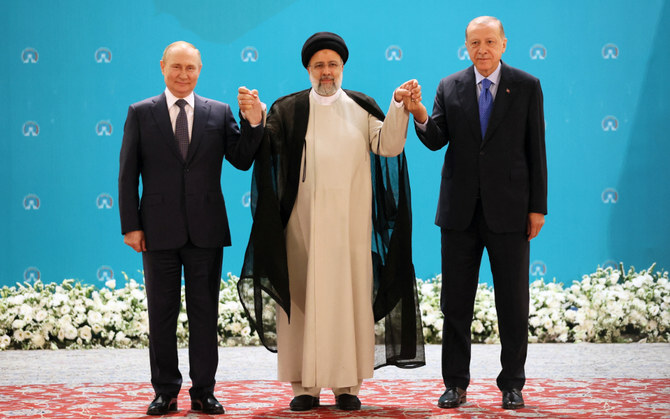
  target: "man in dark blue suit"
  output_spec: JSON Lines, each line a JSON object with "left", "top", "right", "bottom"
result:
{"left": 412, "top": 16, "right": 547, "bottom": 410}
{"left": 118, "top": 41, "right": 263, "bottom": 415}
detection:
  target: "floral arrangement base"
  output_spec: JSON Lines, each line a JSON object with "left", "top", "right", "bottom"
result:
{"left": 1, "top": 378, "right": 668, "bottom": 418}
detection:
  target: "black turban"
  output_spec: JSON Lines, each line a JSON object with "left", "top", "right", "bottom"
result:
{"left": 301, "top": 32, "right": 348, "bottom": 68}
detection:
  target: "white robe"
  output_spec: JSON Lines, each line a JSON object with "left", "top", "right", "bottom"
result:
{"left": 276, "top": 89, "right": 409, "bottom": 389}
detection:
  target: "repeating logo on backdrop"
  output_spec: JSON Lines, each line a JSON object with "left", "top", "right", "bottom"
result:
{"left": 385, "top": 46, "right": 402, "bottom": 61}
{"left": 601, "top": 188, "right": 618, "bottom": 204}
{"left": 97, "top": 266, "right": 114, "bottom": 282}
{"left": 529, "top": 44, "right": 547, "bottom": 60}
{"left": 95, "top": 47, "right": 112, "bottom": 63}
{"left": 529, "top": 261, "right": 547, "bottom": 276}
{"left": 241, "top": 47, "right": 258, "bottom": 62}
{"left": 22, "top": 121, "right": 40, "bottom": 136}
{"left": 457, "top": 45, "right": 470, "bottom": 61}
{"left": 24, "top": 267, "right": 41, "bottom": 283}
{"left": 21, "top": 48, "right": 39, "bottom": 63}
{"left": 602, "top": 43, "right": 619, "bottom": 59}
{"left": 96, "top": 193, "right": 113, "bottom": 209}
{"left": 241, "top": 191, "right": 251, "bottom": 208}
{"left": 602, "top": 260, "right": 618, "bottom": 271}
{"left": 96, "top": 120, "right": 113, "bottom": 136}
{"left": 601, "top": 115, "right": 618, "bottom": 131}
{"left": 23, "top": 194, "right": 40, "bottom": 210}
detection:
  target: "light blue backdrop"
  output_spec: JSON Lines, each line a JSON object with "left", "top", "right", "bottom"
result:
{"left": 4, "top": 0, "right": 669, "bottom": 288}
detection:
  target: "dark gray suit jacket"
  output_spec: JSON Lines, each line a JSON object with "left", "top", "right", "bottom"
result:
{"left": 118, "top": 92, "right": 262, "bottom": 250}
{"left": 416, "top": 62, "right": 547, "bottom": 233}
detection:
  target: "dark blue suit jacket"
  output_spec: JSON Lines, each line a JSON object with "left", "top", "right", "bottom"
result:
{"left": 417, "top": 62, "right": 547, "bottom": 233}
{"left": 118, "top": 92, "right": 262, "bottom": 250}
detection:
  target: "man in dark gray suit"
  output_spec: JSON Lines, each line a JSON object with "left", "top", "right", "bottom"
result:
{"left": 412, "top": 16, "right": 547, "bottom": 410}
{"left": 118, "top": 41, "right": 263, "bottom": 415}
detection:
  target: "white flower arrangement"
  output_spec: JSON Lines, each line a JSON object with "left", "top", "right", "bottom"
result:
{"left": 0, "top": 265, "right": 667, "bottom": 350}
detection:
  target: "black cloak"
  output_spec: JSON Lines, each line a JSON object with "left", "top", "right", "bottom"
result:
{"left": 238, "top": 88, "right": 425, "bottom": 369}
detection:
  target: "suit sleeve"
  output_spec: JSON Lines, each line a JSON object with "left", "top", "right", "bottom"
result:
{"left": 223, "top": 105, "right": 264, "bottom": 171}
{"left": 415, "top": 80, "right": 450, "bottom": 151}
{"left": 118, "top": 105, "right": 142, "bottom": 234}
{"left": 526, "top": 79, "right": 548, "bottom": 215}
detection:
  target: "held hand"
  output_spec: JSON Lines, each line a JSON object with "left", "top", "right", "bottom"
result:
{"left": 394, "top": 79, "right": 428, "bottom": 123}
{"left": 124, "top": 230, "right": 146, "bottom": 252}
{"left": 527, "top": 212, "right": 545, "bottom": 241}
{"left": 238, "top": 86, "right": 263, "bottom": 125}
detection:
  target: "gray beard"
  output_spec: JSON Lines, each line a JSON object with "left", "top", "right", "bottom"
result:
{"left": 310, "top": 73, "right": 341, "bottom": 96}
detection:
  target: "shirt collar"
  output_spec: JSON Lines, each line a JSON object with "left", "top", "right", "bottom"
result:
{"left": 165, "top": 88, "right": 195, "bottom": 109}
{"left": 474, "top": 62, "right": 502, "bottom": 86}
{"left": 310, "top": 87, "right": 343, "bottom": 106}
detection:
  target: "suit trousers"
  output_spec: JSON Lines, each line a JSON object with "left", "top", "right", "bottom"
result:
{"left": 440, "top": 200, "right": 529, "bottom": 391}
{"left": 143, "top": 242, "right": 223, "bottom": 399}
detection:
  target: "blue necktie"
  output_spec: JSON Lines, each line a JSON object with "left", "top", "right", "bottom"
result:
{"left": 175, "top": 99, "right": 189, "bottom": 159}
{"left": 479, "top": 78, "right": 493, "bottom": 138}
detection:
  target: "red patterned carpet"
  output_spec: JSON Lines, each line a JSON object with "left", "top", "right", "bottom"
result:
{"left": 1, "top": 379, "right": 669, "bottom": 418}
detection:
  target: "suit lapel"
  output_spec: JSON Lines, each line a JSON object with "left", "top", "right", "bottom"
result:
{"left": 455, "top": 67, "right": 482, "bottom": 144}
{"left": 187, "top": 94, "right": 209, "bottom": 162}
{"left": 151, "top": 93, "right": 183, "bottom": 161}
{"left": 482, "top": 62, "right": 513, "bottom": 147}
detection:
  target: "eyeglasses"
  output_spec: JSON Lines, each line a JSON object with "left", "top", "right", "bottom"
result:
{"left": 309, "top": 62, "right": 342, "bottom": 71}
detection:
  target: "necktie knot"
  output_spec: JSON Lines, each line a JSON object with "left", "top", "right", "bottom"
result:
{"left": 481, "top": 78, "right": 492, "bottom": 91}
{"left": 176, "top": 98, "right": 188, "bottom": 109}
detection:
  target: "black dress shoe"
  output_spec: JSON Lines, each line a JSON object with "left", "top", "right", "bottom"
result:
{"left": 147, "top": 394, "right": 178, "bottom": 415}
{"left": 437, "top": 387, "right": 466, "bottom": 408}
{"left": 335, "top": 394, "right": 361, "bottom": 410}
{"left": 289, "top": 395, "right": 320, "bottom": 411}
{"left": 191, "top": 394, "right": 225, "bottom": 414}
{"left": 502, "top": 388, "right": 525, "bottom": 409}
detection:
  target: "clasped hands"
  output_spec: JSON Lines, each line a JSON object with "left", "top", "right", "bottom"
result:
{"left": 237, "top": 86, "right": 263, "bottom": 125}
{"left": 394, "top": 79, "right": 428, "bottom": 124}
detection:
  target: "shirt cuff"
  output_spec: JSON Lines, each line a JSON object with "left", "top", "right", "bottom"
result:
{"left": 415, "top": 117, "right": 428, "bottom": 130}
{"left": 241, "top": 102, "right": 267, "bottom": 127}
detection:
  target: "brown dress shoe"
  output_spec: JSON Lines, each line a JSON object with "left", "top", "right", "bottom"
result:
{"left": 437, "top": 387, "right": 466, "bottom": 408}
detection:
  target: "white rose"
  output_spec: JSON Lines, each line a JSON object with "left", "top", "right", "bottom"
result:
{"left": 19, "top": 304, "right": 33, "bottom": 317}
{"left": 9, "top": 295, "right": 25, "bottom": 305}
{"left": 11, "top": 319, "right": 26, "bottom": 330}
{"left": 63, "top": 324, "right": 78, "bottom": 340}
{"left": 35, "top": 309, "right": 48, "bottom": 322}
{"left": 31, "top": 333, "right": 46, "bottom": 348}
{"left": 131, "top": 289, "right": 145, "bottom": 301}
{"left": 13, "top": 329, "right": 26, "bottom": 342}
{"left": 79, "top": 325, "right": 92, "bottom": 342}
{"left": 0, "top": 334, "right": 11, "bottom": 349}
{"left": 88, "top": 311, "right": 103, "bottom": 325}
{"left": 106, "top": 279, "right": 116, "bottom": 289}
{"left": 529, "top": 316, "right": 541, "bottom": 328}
{"left": 472, "top": 320, "right": 484, "bottom": 334}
